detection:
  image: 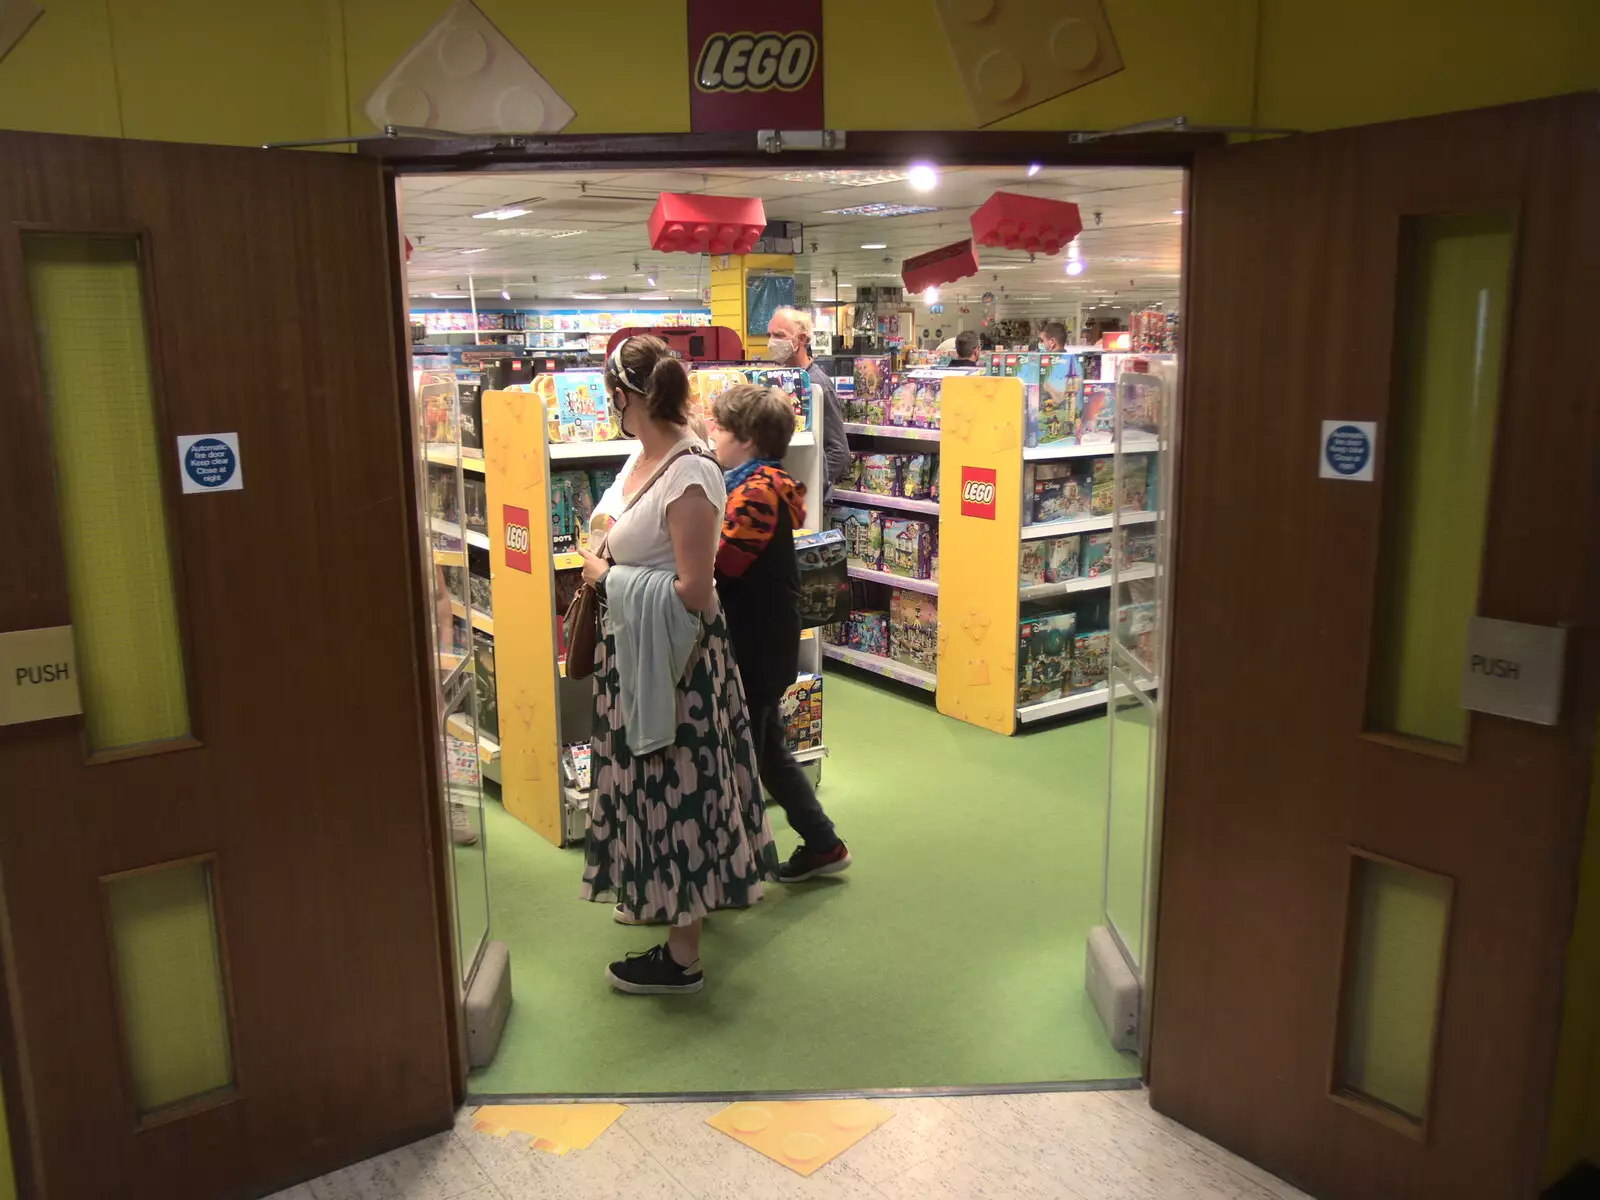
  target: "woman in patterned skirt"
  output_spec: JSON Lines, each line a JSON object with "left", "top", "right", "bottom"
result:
{"left": 577, "top": 335, "right": 778, "bottom": 994}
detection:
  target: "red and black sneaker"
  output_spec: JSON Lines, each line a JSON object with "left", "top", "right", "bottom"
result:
{"left": 777, "top": 842, "right": 852, "bottom": 883}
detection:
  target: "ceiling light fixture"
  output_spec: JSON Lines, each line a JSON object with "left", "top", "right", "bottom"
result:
{"left": 586, "top": 272, "right": 607, "bottom": 281}
{"left": 1065, "top": 260, "right": 1085, "bottom": 276}
{"left": 500, "top": 289, "right": 511, "bottom": 300}
{"left": 772, "top": 169, "right": 910, "bottom": 187}
{"left": 860, "top": 242, "right": 887, "bottom": 250}
{"left": 472, "top": 206, "right": 533, "bottom": 220}
{"left": 646, "top": 275, "right": 657, "bottom": 287}
{"left": 459, "top": 247, "right": 488, "bottom": 255}
{"left": 824, "top": 203, "right": 941, "bottom": 218}
{"left": 922, "top": 285, "right": 939, "bottom": 304}
{"left": 907, "top": 162, "right": 939, "bottom": 192}
{"left": 1171, "top": 209, "right": 1184, "bottom": 215}
{"left": 489, "top": 228, "right": 586, "bottom": 239}
{"left": 1027, "top": 164, "right": 1042, "bottom": 176}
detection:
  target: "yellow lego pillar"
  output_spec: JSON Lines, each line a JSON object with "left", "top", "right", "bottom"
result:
{"left": 708, "top": 253, "right": 794, "bottom": 357}
{"left": 934, "top": 376, "right": 1026, "bottom": 735}
{"left": 481, "top": 389, "right": 564, "bottom": 844}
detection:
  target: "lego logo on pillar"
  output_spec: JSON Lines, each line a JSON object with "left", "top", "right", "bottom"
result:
{"left": 687, "top": 0, "right": 822, "bottom": 132}
{"left": 961, "top": 467, "right": 998, "bottom": 520}
{"left": 504, "top": 505, "right": 533, "bottom": 573}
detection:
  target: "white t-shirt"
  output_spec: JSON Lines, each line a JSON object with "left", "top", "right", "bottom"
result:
{"left": 592, "top": 440, "right": 725, "bottom": 572}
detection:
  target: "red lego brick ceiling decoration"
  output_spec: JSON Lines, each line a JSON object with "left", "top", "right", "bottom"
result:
{"left": 901, "top": 239, "right": 980, "bottom": 294}
{"left": 969, "top": 192, "right": 1083, "bottom": 256}
{"left": 649, "top": 192, "right": 767, "bottom": 254}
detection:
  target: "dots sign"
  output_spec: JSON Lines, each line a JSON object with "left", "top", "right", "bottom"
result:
{"left": 176, "top": 432, "right": 244, "bottom": 494}
{"left": 1319, "top": 420, "right": 1377, "bottom": 482}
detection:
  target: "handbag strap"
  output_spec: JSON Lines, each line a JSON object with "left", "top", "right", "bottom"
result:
{"left": 594, "top": 442, "right": 707, "bottom": 565}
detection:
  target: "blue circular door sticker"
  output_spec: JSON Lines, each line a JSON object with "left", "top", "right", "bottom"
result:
{"left": 1324, "top": 424, "right": 1371, "bottom": 477}
{"left": 184, "top": 438, "right": 238, "bottom": 488}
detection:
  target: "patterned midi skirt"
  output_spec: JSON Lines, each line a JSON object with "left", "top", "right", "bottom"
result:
{"left": 580, "top": 611, "right": 779, "bottom": 924}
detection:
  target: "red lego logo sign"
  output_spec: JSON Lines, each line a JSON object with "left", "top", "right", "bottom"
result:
{"left": 688, "top": 0, "right": 822, "bottom": 132}
{"left": 503, "top": 505, "right": 532, "bottom": 573}
{"left": 960, "top": 467, "right": 997, "bottom": 520}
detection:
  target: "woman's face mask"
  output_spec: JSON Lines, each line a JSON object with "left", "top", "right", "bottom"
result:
{"left": 765, "top": 335, "right": 797, "bottom": 364}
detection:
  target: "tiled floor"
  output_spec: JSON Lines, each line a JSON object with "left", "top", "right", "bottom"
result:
{"left": 268, "top": 1089, "right": 1312, "bottom": 1200}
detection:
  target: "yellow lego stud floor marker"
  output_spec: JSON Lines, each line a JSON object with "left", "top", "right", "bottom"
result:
{"left": 707, "top": 1099, "right": 893, "bottom": 1176}
{"left": 471, "top": 1103, "right": 626, "bottom": 1156}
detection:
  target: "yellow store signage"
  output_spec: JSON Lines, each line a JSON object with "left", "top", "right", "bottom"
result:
{"left": 0, "top": 625, "right": 81, "bottom": 727}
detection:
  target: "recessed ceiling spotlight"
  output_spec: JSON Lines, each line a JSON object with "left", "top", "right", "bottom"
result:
{"left": 646, "top": 275, "right": 657, "bottom": 287}
{"left": 473, "top": 206, "right": 532, "bottom": 220}
{"left": 1065, "top": 260, "right": 1085, "bottom": 276}
{"left": 500, "top": 289, "right": 511, "bottom": 300}
{"left": 1027, "top": 164, "right": 1042, "bottom": 176}
{"left": 861, "top": 242, "right": 887, "bottom": 250}
{"left": 907, "top": 163, "right": 939, "bottom": 192}
{"left": 1171, "top": 209, "right": 1184, "bottom": 215}
{"left": 922, "top": 285, "right": 939, "bottom": 304}
{"left": 587, "top": 272, "right": 607, "bottom": 281}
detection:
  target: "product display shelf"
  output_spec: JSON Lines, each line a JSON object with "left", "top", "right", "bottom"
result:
{"left": 842, "top": 422, "right": 940, "bottom": 442}
{"left": 1022, "top": 435, "right": 1159, "bottom": 462}
{"left": 430, "top": 516, "right": 490, "bottom": 550}
{"left": 821, "top": 643, "right": 936, "bottom": 692}
{"left": 427, "top": 444, "right": 486, "bottom": 473}
{"left": 481, "top": 374, "right": 832, "bottom": 846}
{"left": 933, "top": 373, "right": 1171, "bottom": 736}
{"left": 1020, "top": 562, "right": 1157, "bottom": 603}
{"left": 449, "top": 599, "right": 494, "bottom": 636}
{"left": 845, "top": 565, "right": 938, "bottom": 596}
{"left": 1022, "top": 509, "right": 1158, "bottom": 541}
{"left": 830, "top": 488, "right": 940, "bottom": 516}
{"left": 446, "top": 710, "right": 501, "bottom": 767}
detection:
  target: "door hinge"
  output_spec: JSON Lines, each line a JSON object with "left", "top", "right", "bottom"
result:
{"left": 757, "top": 129, "right": 847, "bottom": 154}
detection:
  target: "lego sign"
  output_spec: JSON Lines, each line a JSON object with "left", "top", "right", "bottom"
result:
{"left": 503, "top": 505, "right": 533, "bottom": 573}
{"left": 960, "top": 466, "right": 997, "bottom": 520}
{"left": 688, "top": 0, "right": 822, "bottom": 132}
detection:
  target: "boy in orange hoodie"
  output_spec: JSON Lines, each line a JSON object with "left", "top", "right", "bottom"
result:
{"left": 708, "top": 384, "right": 850, "bottom": 882}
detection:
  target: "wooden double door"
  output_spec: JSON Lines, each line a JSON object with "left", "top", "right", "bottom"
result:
{"left": 0, "top": 133, "right": 455, "bottom": 1197}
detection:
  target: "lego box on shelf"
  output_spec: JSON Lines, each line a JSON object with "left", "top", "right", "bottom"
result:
{"left": 890, "top": 589, "right": 939, "bottom": 673}
{"left": 1018, "top": 611, "right": 1077, "bottom": 704}
{"left": 828, "top": 505, "right": 884, "bottom": 569}
{"left": 1072, "top": 630, "right": 1111, "bottom": 694}
{"left": 846, "top": 610, "right": 890, "bottom": 658}
{"left": 1029, "top": 461, "right": 1091, "bottom": 524}
{"left": 1083, "top": 531, "right": 1115, "bottom": 578}
{"left": 880, "top": 517, "right": 936, "bottom": 580}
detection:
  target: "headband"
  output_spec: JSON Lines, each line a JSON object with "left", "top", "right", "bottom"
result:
{"left": 606, "top": 338, "right": 650, "bottom": 394}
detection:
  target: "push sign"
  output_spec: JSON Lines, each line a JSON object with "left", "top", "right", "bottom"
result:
{"left": 1461, "top": 616, "right": 1567, "bottom": 726}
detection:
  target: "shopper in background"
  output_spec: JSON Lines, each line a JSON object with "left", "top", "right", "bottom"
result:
{"left": 766, "top": 307, "right": 849, "bottom": 498}
{"left": 578, "top": 334, "right": 778, "bottom": 995}
{"left": 1039, "top": 321, "right": 1068, "bottom": 352}
{"left": 947, "top": 330, "right": 981, "bottom": 367}
{"left": 708, "top": 383, "right": 851, "bottom": 884}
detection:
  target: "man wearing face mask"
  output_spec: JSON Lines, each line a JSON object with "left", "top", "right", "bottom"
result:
{"left": 766, "top": 307, "right": 849, "bottom": 499}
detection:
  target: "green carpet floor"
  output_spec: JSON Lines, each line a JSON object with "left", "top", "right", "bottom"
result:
{"left": 465, "top": 671, "right": 1140, "bottom": 1096}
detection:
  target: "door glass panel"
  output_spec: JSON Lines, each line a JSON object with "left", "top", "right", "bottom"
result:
{"left": 24, "top": 234, "right": 190, "bottom": 753}
{"left": 1366, "top": 214, "right": 1512, "bottom": 747}
{"left": 443, "top": 676, "right": 489, "bottom": 985}
{"left": 1105, "top": 681, "right": 1154, "bottom": 966}
{"left": 103, "top": 859, "right": 234, "bottom": 1116}
{"left": 1335, "top": 852, "right": 1454, "bottom": 1126}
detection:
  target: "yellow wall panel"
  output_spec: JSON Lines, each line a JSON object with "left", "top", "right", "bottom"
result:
{"left": 481, "top": 389, "right": 563, "bottom": 844}
{"left": 107, "top": 0, "right": 347, "bottom": 145}
{"left": 935, "top": 376, "right": 1023, "bottom": 734}
{"left": 0, "top": 0, "right": 121, "bottom": 136}
{"left": 1255, "top": 0, "right": 1600, "bottom": 131}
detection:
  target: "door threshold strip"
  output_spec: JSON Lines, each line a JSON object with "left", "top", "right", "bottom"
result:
{"left": 466, "top": 1076, "right": 1142, "bottom": 1106}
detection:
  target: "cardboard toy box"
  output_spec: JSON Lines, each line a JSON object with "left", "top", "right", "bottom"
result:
{"left": 1019, "top": 535, "right": 1082, "bottom": 586}
{"left": 890, "top": 589, "right": 939, "bottom": 672}
{"left": 846, "top": 610, "right": 890, "bottom": 657}
{"left": 1029, "top": 461, "right": 1091, "bottom": 524}
{"left": 1083, "top": 531, "right": 1115, "bottom": 578}
{"left": 880, "top": 517, "right": 936, "bottom": 580}
{"left": 780, "top": 673, "right": 824, "bottom": 753}
{"left": 1018, "top": 611, "right": 1077, "bottom": 704}
{"left": 1079, "top": 382, "right": 1116, "bottom": 443}
{"left": 827, "top": 505, "right": 883, "bottom": 569}
{"left": 1072, "top": 629, "right": 1111, "bottom": 693}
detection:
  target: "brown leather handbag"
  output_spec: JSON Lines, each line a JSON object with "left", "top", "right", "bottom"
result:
{"left": 562, "top": 445, "right": 703, "bottom": 680}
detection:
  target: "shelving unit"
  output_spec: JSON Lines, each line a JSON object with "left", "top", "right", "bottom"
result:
{"left": 845, "top": 565, "right": 938, "bottom": 596}
{"left": 481, "top": 366, "right": 831, "bottom": 846}
{"left": 1022, "top": 509, "right": 1158, "bottom": 541}
{"left": 831, "top": 489, "right": 939, "bottom": 516}
{"left": 842, "top": 422, "right": 940, "bottom": 442}
{"left": 821, "top": 643, "right": 936, "bottom": 692}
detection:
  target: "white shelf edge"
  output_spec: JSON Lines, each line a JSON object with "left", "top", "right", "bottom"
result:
{"left": 845, "top": 565, "right": 938, "bottom": 596}
{"left": 831, "top": 489, "right": 940, "bottom": 516}
{"left": 842, "top": 422, "right": 941, "bottom": 442}
{"left": 1022, "top": 437, "right": 1161, "bottom": 461}
{"left": 1021, "top": 509, "right": 1159, "bottom": 541}
{"left": 792, "top": 745, "right": 828, "bottom": 764}
{"left": 550, "top": 440, "right": 639, "bottom": 461}
{"left": 821, "top": 643, "right": 937, "bottom": 692}
{"left": 1018, "top": 675, "right": 1160, "bottom": 723}
{"left": 1019, "top": 562, "right": 1156, "bottom": 600}
{"left": 466, "top": 530, "right": 491, "bottom": 550}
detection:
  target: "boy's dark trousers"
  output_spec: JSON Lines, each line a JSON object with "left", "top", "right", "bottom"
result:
{"left": 747, "top": 702, "right": 839, "bottom": 852}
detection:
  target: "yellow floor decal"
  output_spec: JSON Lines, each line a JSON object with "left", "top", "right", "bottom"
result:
{"left": 707, "top": 1099, "right": 894, "bottom": 1176}
{"left": 471, "top": 1103, "right": 626, "bottom": 1155}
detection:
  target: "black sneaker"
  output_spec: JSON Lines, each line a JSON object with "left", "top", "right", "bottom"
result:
{"left": 777, "top": 842, "right": 852, "bottom": 883}
{"left": 606, "top": 943, "right": 703, "bottom": 995}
